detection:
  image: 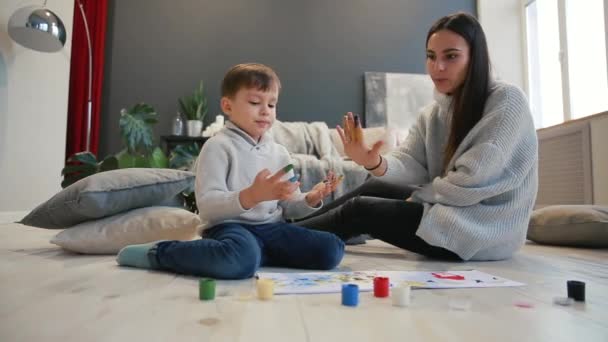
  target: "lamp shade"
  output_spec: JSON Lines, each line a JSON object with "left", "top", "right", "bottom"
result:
{"left": 8, "top": 5, "right": 67, "bottom": 53}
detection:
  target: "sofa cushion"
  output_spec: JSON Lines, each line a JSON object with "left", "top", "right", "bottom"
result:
{"left": 527, "top": 205, "right": 608, "bottom": 248}
{"left": 20, "top": 168, "right": 194, "bottom": 229}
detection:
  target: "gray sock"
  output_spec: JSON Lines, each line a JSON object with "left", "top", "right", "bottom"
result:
{"left": 116, "top": 241, "right": 160, "bottom": 269}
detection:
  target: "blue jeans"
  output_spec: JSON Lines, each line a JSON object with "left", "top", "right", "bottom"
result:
{"left": 150, "top": 222, "right": 345, "bottom": 279}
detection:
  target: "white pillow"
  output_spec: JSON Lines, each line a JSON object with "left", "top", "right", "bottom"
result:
{"left": 50, "top": 206, "right": 201, "bottom": 254}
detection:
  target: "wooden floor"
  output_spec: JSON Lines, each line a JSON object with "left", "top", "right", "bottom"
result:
{"left": 1, "top": 223, "right": 607, "bottom": 342}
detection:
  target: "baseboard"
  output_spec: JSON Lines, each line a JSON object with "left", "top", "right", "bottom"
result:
{"left": 0, "top": 211, "right": 28, "bottom": 224}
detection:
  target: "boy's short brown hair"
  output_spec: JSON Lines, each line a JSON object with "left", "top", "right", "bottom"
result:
{"left": 221, "top": 63, "right": 281, "bottom": 98}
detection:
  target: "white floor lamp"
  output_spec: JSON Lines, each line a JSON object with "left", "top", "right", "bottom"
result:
{"left": 76, "top": 0, "right": 93, "bottom": 152}
{"left": 8, "top": 0, "right": 94, "bottom": 152}
{"left": 8, "top": 1, "right": 66, "bottom": 52}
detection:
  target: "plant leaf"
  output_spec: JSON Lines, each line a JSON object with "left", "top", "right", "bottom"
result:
{"left": 179, "top": 80, "right": 208, "bottom": 120}
{"left": 116, "top": 149, "right": 149, "bottom": 168}
{"left": 119, "top": 103, "right": 157, "bottom": 154}
{"left": 61, "top": 173, "right": 89, "bottom": 188}
{"left": 61, "top": 152, "right": 113, "bottom": 188}
{"left": 99, "top": 156, "right": 119, "bottom": 171}
{"left": 61, "top": 164, "right": 96, "bottom": 176}
{"left": 148, "top": 147, "right": 169, "bottom": 168}
{"left": 67, "top": 152, "right": 98, "bottom": 166}
{"left": 169, "top": 143, "right": 201, "bottom": 170}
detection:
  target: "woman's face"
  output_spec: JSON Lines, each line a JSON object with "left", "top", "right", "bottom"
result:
{"left": 426, "top": 29, "right": 470, "bottom": 94}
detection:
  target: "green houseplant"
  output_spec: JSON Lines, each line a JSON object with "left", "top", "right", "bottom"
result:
{"left": 179, "top": 81, "right": 208, "bottom": 136}
{"left": 61, "top": 102, "right": 202, "bottom": 213}
{"left": 61, "top": 153, "right": 118, "bottom": 188}
{"left": 115, "top": 103, "right": 168, "bottom": 169}
{"left": 61, "top": 102, "right": 168, "bottom": 188}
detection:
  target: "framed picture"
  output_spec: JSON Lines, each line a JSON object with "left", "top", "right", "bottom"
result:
{"left": 364, "top": 72, "right": 434, "bottom": 131}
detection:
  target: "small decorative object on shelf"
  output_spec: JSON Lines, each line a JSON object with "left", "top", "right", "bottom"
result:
{"left": 187, "top": 120, "right": 203, "bottom": 137}
{"left": 179, "top": 81, "right": 208, "bottom": 137}
{"left": 172, "top": 112, "right": 184, "bottom": 136}
{"left": 202, "top": 114, "right": 226, "bottom": 137}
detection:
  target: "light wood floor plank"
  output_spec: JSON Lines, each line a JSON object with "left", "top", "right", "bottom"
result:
{"left": 1, "top": 223, "right": 606, "bottom": 342}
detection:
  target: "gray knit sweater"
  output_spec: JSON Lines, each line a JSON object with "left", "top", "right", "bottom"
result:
{"left": 379, "top": 81, "right": 538, "bottom": 260}
{"left": 194, "top": 121, "right": 320, "bottom": 231}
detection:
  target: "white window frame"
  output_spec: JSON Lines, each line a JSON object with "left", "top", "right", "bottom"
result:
{"left": 521, "top": 0, "right": 608, "bottom": 124}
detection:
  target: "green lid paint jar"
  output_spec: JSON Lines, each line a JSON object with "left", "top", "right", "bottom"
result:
{"left": 199, "top": 278, "right": 216, "bottom": 300}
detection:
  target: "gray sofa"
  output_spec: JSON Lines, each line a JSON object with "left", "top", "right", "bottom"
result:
{"left": 269, "top": 120, "right": 406, "bottom": 203}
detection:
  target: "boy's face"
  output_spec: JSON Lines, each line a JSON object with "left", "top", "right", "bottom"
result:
{"left": 221, "top": 85, "right": 279, "bottom": 142}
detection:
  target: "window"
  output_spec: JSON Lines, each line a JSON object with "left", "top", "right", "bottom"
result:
{"left": 525, "top": 0, "right": 608, "bottom": 128}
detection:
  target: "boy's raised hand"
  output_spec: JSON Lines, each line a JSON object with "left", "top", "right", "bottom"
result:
{"left": 305, "top": 171, "right": 343, "bottom": 207}
{"left": 239, "top": 165, "right": 300, "bottom": 209}
{"left": 337, "top": 112, "right": 384, "bottom": 169}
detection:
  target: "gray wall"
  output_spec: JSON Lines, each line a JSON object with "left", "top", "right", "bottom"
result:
{"left": 100, "top": 0, "right": 475, "bottom": 157}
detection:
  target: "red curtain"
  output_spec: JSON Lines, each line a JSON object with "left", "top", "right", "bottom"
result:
{"left": 65, "top": 0, "right": 108, "bottom": 159}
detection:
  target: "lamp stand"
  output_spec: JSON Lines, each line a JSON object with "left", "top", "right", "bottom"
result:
{"left": 77, "top": 0, "right": 93, "bottom": 152}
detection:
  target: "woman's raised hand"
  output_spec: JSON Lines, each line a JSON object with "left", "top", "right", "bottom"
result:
{"left": 337, "top": 112, "right": 383, "bottom": 169}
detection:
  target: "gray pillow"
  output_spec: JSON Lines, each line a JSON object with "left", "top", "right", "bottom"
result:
{"left": 527, "top": 205, "right": 608, "bottom": 248}
{"left": 20, "top": 168, "right": 195, "bottom": 229}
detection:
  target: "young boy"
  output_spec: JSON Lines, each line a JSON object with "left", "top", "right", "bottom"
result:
{"left": 117, "top": 63, "right": 344, "bottom": 279}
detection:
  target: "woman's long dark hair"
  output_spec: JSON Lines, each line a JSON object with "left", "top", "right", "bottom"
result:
{"left": 426, "top": 12, "right": 490, "bottom": 174}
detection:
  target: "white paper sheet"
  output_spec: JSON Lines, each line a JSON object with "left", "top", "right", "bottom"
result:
{"left": 256, "top": 270, "right": 525, "bottom": 295}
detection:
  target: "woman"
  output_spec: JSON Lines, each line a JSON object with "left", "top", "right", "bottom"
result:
{"left": 298, "top": 12, "right": 538, "bottom": 261}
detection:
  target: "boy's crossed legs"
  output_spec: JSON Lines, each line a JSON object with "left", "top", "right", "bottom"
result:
{"left": 118, "top": 222, "right": 344, "bottom": 280}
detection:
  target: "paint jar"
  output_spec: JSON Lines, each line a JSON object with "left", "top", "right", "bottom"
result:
{"left": 257, "top": 278, "right": 274, "bottom": 300}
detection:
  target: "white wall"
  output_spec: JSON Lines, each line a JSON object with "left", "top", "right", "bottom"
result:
{"left": 0, "top": 1, "right": 73, "bottom": 223}
{"left": 478, "top": 0, "right": 527, "bottom": 93}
